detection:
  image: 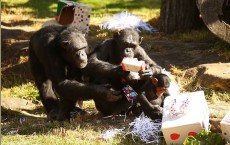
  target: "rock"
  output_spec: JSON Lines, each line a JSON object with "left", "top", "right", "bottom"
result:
{"left": 183, "top": 63, "right": 230, "bottom": 91}
{"left": 1, "top": 97, "right": 37, "bottom": 110}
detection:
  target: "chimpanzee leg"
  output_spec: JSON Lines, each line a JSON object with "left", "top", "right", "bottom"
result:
{"left": 58, "top": 98, "right": 76, "bottom": 121}
{"left": 29, "top": 50, "right": 59, "bottom": 119}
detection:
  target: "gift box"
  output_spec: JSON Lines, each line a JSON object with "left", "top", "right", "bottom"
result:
{"left": 220, "top": 110, "right": 230, "bottom": 143}
{"left": 122, "top": 84, "right": 138, "bottom": 101}
{"left": 161, "top": 91, "right": 210, "bottom": 145}
{"left": 56, "top": 0, "right": 92, "bottom": 33}
{"left": 121, "top": 57, "right": 145, "bottom": 72}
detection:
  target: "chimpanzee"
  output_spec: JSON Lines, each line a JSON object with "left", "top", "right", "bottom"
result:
{"left": 136, "top": 73, "right": 171, "bottom": 119}
{"left": 92, "top": 28, "right": 162, "bottom": 78}
{"left": 81, "top": 28, "right": 164, "bottom": 117}
{"left": 29, "top": 25, "right": 130, "bottom": 121}
{"left": 88, "top": 73, "right": 170, "bottom": 119}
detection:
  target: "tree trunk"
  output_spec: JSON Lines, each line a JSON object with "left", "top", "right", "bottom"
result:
{"left": 160, "top": 0, "right": 202, "bottom": 33}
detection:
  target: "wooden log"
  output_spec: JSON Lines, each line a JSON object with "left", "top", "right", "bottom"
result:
{"left": 197, "top": 0, "right": 230, "bottom": 43}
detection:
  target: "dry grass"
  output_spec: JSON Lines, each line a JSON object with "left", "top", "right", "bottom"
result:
{"left": 1, "top": 0, "right": 229, "bottom": 144}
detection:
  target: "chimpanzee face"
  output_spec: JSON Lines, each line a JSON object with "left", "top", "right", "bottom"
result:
{"left": 114, "top": 28, "right": 142, "bottom": 59}
{"left": 60, "top": 29, "right": 88, "bottom": 69}
{"left": 117, "top": 41, "right": 136, "bottom": 58}
{"left": 152, "top": 74, "right": 170, "bottom": 97}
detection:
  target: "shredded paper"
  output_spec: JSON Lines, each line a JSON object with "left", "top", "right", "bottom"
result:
{"left": 100, "top": 113, "right": 162, "bottom": 144}
{"left": 102, "top": 11, "right": 157, "bottom": 33}
{"left": 129, "top": 113, "right": 162, "bottom": 144}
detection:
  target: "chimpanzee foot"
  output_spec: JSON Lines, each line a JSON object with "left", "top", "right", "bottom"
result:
{"left": 57, "top": 110, "right": 70, "bottom": 121}
{"left": 70, "top": 107, "right": 88, "bottom": 118}
{"left": 47, "top": 108, "right": 59, "bottom": 122}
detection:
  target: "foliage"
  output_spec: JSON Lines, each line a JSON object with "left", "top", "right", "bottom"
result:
{"left": 183, "top": 129, "right": 226, "bottom": 145}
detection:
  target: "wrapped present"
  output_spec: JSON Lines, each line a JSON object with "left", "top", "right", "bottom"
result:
{"left": 161, "top": 91, "right": 210, "bottom": 145}
{"left": 220, "top": 110, "right": 230, "bottom": 143}
{"left": 56, "top": 0, "right": 92, "bottom": 33}
{"left": 121, "top": 57, "right": 145, "bottom": 72}
{"left": 122, "top": 84, "right": 138, "bottom": 101}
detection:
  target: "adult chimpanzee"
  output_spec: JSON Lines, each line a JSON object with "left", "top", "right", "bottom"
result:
{"left": 92, "top": 28, "right": 162, "bottom": 78}
{"left": 29, "top": 25, "right": 130, "bottom": 121}
{"left": 82, "top": 28, "right": 164, "bottom": 117}
{"left": 136, "top": 73, "right": 171, "bottom": 119}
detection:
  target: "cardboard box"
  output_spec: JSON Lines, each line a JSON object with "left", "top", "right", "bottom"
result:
{"left": 220, "top": 110, "right": 230, "bottom": 143}
{"left": 121, "top": 57, "right": 145, "bottom": 72}
{"left": 162, "top": 91, "right": 209, "bottom": 145}
{"left": 56, "top": 0, "right": 92, "bottom": 33}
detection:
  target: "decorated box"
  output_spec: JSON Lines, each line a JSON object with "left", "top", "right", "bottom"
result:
{"left": 121, "top": 57, "right": 145, "bottom": 72}
{"left": 220, "top": 110, "right": 230, "bottom": 143}
{"left": 122, "top": 84, "right": 138, "bottom": 101}
{"left": 56, "top": 0, "right": 92, "bottom": 33}
{"left": 161, "top": 91, "right": 210, "bottom": 145}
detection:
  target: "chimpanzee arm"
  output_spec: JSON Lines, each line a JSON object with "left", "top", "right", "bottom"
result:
{"left": 82, "top": 57, "right": 121, "bottom": 79}
{"left": 82, "top": 56, "right": 134, "bottom": 87}
{"left": 138, "top": 92, "right": 163, "bottom": 119}
{"left": 136, "top": 80, "right": 163, "bottom": 119}
{"left": 43, "top": 58, "right": 122, "bottom": 103}
{"left": 55, "top": 79, "right": 121, "bottom": 102}
{"left": 135, "top": 46, "right": 162, "bottom": 78}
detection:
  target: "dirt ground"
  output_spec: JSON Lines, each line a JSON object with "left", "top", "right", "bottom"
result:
{"left": 1, "top": 24, "right": 230, "bottom": 133}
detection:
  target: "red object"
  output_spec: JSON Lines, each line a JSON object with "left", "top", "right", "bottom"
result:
{"left": 121, "top": 77, "right": 126, "bottom": 83}
{"left": 121, "top": 63, "right": 126, "bottom": 71}
{"left": 56, "top": 16, "right": 59, "bottom": 20}
{"left": 170, "top": 133, "right": 180, "bottom": 140}
{"left": 188, "top": 132, "right": 197, "bottom": 136}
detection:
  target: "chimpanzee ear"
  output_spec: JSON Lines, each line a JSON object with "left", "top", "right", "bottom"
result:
{"left": 151, "top": 77, "right": 158, "bottom": 86}
{"left": 113, "top": 30, "right": 120, "bottom": 39}
{"left": 139, "top": 37, "right": 143, "bottom": 44}
{"left": 61, "top": 41, "right": 70, "bottom": 49}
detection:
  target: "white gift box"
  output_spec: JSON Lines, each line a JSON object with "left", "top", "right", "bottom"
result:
{"left": 162, "top": 91, "right": 210, "bottom": 145}
{"left": 220, "top": 110, "right": 230, "bottom": 143}
{"left": 121, "top": 57, "right": 145, "bottom": 72}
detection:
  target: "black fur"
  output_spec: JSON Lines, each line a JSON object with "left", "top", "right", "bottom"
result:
{"left": 29, "top": 25, "right": 125, "bottom": 121}
{"left": 93, "top": 28, "right": 162, "bottom": 75}
{"left": 84, "top": 28, "right": 163, "bottom": 116}
{"left": 137, "top": 74, "right": 171, "bottom": 119}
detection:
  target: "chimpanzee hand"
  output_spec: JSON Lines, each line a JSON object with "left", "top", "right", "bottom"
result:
{"left": 111, "top": 66, "right": 138, "bottom": 83}
{"left": 142, "top": 104, "right": 163, "bottom": 120}
{"left": 138, "top": 69, "right": 153, "bottom": 80}
{"left": 138, "top": 65, "right": 162, "bottom": 80}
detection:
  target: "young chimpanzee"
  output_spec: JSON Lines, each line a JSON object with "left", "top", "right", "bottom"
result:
{"left": 136, "top": 73, "right": 171, "bottom": 119}
{"left": 89, "top": 73, "right": 170, "bottom": 119}
{"left": 29, "top": 25, "right": 130, "bottom": 121}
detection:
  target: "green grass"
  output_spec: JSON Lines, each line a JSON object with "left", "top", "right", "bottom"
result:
{"left": 1, "top": 0, "right": 230, "bottom": 144}
{"left": 1, "top": 82, "right": 39, "bottom": 103}
{"left": 1, "top": 0, "right": 57, "bottom": 18}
